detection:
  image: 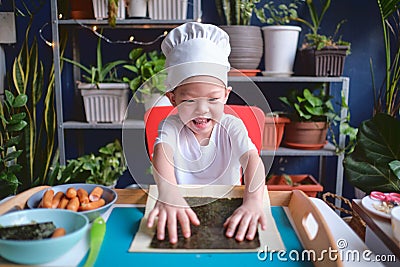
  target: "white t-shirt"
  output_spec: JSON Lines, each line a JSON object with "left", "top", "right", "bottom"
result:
{"left": 154, "top": 113, "right": 257, "bottom": 185}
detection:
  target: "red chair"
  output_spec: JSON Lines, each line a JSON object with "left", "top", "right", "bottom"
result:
{"left": 144, "top": 105, "right": 265, "bottom": 161}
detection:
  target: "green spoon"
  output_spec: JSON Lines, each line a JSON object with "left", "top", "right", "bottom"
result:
{"left": 83, "top": 217, "right": 106, "bottom": 267}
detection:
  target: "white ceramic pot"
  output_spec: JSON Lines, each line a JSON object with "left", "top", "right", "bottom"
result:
{"left": 262, "top": 25, "right": 301, "bottom": 77}
{"left": 78, "top": 83, "right": 130, "bottom": 123}
{"left": 125, "top": 0, "right": 147, "bottom": 18}
{"left": 148, "top": 0, "right": 187, "bottom": 20}
{"left": 142, "top": 93, "right": 171, "bottom": 111}
{"left": 92, "top": 0, "right": 126, "bottom": 20}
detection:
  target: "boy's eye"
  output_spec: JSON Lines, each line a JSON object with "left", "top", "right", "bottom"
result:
{"left": 208, "top": 98, "right": 219, "bottom": 102}
{"left": 182, "top": 99, "right": 195, "bottom": 103}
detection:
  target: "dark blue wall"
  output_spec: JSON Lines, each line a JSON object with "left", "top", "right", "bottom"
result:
{"left": 1, "top": 0, "right": 386, "bottom": 197}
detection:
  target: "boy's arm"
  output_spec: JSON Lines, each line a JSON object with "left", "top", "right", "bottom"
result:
{"left": 223, "top": 149, "right": 267, "bottom": 241}
{"left": 147, "top": 143, "right": 200, "bottom": 244}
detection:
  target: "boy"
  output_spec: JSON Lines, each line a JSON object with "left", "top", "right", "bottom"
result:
{"left": 147, "top": 22, "right": 267, "bottom": 244}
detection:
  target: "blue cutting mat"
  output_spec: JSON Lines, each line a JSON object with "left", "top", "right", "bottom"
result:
{"left": 80, "top": 207, "right": 312, "bottom": 267}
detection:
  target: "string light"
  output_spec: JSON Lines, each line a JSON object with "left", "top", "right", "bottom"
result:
{"left": 76, "top": 20, "right": 167, "bottom": 45}
{"left": 39, "top": 23, "right": 54, "bottom": 47}
{"left": 39, "top": 21, "right": 167, "bottom": 48}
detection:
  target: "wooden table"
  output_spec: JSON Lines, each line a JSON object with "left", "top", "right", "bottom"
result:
{"left": 353, "top": 199, "right": 400, "bottom": 259}
{"left": 114, "top": 188, "right": 293, "bottom": 206}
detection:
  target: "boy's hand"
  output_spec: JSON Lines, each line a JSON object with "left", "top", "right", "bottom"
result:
{"left": 223, "top": 201, "right": 267, "bottom": 242}
{"left": 147, "top": 200, "right": 200, "bottom": 244}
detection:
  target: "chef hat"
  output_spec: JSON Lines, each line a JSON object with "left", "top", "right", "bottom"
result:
{"left": 161, "top": 22, "right": 231, "bottom": 91}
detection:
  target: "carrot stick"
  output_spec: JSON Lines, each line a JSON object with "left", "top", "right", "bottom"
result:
{"left": 80, "top": 198, "right": 106, "bottom": 211}
{"left": 77, "top": 188, "right": 89, "bottom": 204}
{"left": 66, "top": 197, "right": 80, "bottom": 212}
{"left": 51, "top": 192, "right": 64, "bottom": 209}
{"left": 89, "top": 186, "right": 103, "bottom": 202}
{"left": 42, "top": 189, "right": 54, "bottom": 208}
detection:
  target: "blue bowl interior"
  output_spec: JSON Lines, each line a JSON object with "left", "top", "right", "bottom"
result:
{"left": 27, "top": 183, "right": 117, "bottom": 221}
{"left": 0, "top": 209, "right": 88, "bottom": 264}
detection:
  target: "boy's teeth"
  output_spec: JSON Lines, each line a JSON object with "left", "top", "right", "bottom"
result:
{"left": 194, "top": 118, "right": 208, "bottom": 124}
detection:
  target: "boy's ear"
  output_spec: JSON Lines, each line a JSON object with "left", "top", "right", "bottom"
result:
{"left": 223, "top": 86, "right": 232, "bottom": 104}
{"left": 166, "top": 92, "right": 177, "bottom": 106}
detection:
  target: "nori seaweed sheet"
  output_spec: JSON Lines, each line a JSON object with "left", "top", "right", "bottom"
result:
{"left": 0, "top": 222, "right": 56, "bottom": 240}
{"left": 150, "top": 197, "right": 260, "bottom": 249}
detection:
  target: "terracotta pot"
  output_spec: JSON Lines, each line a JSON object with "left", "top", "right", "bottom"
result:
{"left": 263, "top": 116, "right": 290, "bottom": 150}
{"left": 228, "top": 69, "right": 261, "bottom": 77}
{"left": 284, "top": 121, "right": 328, "bottom": 150}
{"left": 69, "top": 0, "right": 94, "bottom": 19}
{"left": 266, "top": 174, "right": 323, "bottom": 197}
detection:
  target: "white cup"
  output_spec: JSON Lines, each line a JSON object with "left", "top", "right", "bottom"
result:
{"left": 391, "top": 206, "right": 400, "bottom": 242}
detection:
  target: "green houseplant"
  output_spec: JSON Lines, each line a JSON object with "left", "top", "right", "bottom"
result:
{"left": 0, "top": 91, "right": 28, "bottom": 199}
{"left": 47, "top": 140, "right": 127, "bottom": 187}
{"left": 279, "top": 87, "right": 334, "bottom": 149}
{"left": 63, "top": 36, "right": 129, "bottom": 123}
{"left": 344, "top": 0, "right": 400, "bottom": 194}
{"left": 0, "top": 1, "right": 71, "bottom": 199}
{"left": 215, "top": 0, "right": 264, "bottom": 71}
{"left": 122, "top": 48, "right": 169, "bottom": 110}
{"left": 343, "top": 113, "right": 400, "bottom": 193}
{"left": 293, "top": 0, "right": 351, "bottom": 76}
{"left": 280, "top": 87, "right": 357, "bottom": 152}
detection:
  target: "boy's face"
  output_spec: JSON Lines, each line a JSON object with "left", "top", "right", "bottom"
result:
{"left": 166, "top": 76, "right": 231, "bottom": 141}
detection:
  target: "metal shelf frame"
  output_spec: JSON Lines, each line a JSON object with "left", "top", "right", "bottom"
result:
{"left": 50, "top": 0, "right": 349, "bottom": 201}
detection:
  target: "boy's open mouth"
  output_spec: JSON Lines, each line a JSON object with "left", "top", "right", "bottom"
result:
{"left": 193, "top": 118, "right": 211, "bottom": 126}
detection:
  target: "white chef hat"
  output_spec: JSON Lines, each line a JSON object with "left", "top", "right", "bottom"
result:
{"left": 161, "top": 22, "right": 231, "bottom": 91}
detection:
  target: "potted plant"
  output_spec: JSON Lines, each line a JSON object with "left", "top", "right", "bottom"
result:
{"left": 0, "top": 91, "right": 28, "bottom": 199}
{"left": 293, "top": 0, "right": 351, "bottom": 76}
{"left": 344, "top": 114, "right": 400, "bottom": 194}
{"left": 279, "top": 87, "right": 336, "bottom": 149}
{"left": 124, "top": 0, "right": 147, "bottom": 18}
{"left": 47, "top": 140, "right": 127, "bottom": 187}
{"left": 215, "top": 0, "right": 264, "bottom": 72}
{"left": 344, "top": 0, "right": 400, "bottom": 194}
{"left": 280, "top": 86, "right": 357, "bottom": 152}
{"left": 148, "top": 0, "right": 188, "bottom": 20}
{"left": 256, "top": 0, "right": 302, "bottom": 76}
{"left": 62, "top": 37, "right": 129, "bottom": 123}
{"left": 92, "top": 0, "right": 125, "bottom": 27}
{"left": 122, "top": 48, "right": 170, "bottom": 111}
{"left": 266, "top": 173, "right": 323, "bottom": 197}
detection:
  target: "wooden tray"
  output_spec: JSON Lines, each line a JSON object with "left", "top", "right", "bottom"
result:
{"left": 0, "top": 186, "right": 342, "bottom": 267}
